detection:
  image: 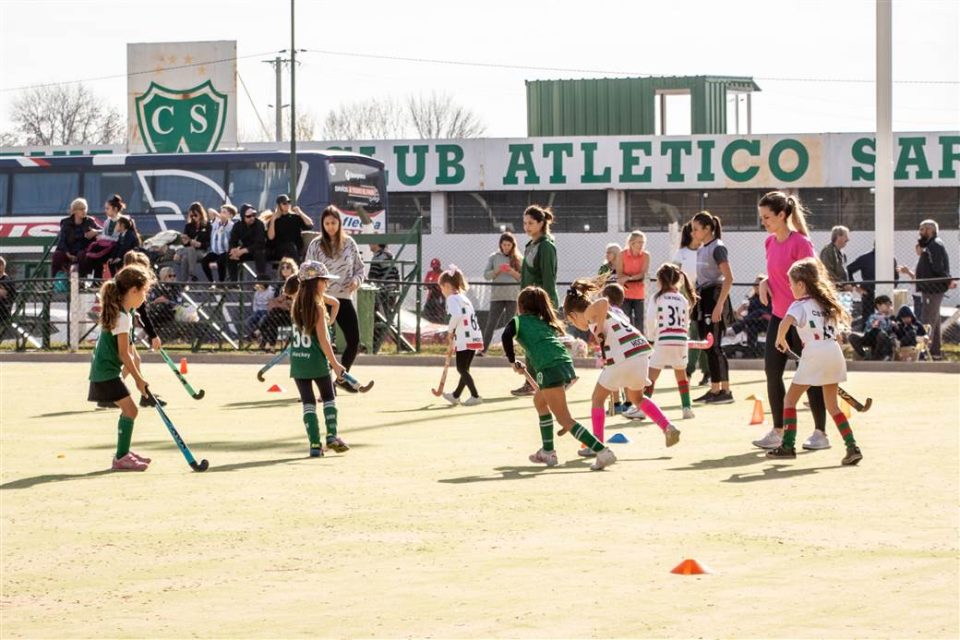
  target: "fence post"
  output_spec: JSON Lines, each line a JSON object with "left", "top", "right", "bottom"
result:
{"left": 69, "top": 266, "right": 80, "bottom": 352}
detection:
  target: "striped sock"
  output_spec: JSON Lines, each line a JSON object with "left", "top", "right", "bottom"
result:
{"left": 571, "top": 422, "right": 605, "bottom": 453}
{"left": 639, "top": 398, "right": 670, "bottom": 432}
{"left": 782, "top": 408, "right": 798, "bottom": 448}
{"left": 832, "top": 412, "right": 856, "bottom": 447}
{"left": 678, "top": 379, "right": 691, "bottom": 409}
{"left": 302, "top": 404, "right": 320, "bottom": 445}
{"left": 539, "top": 414, "right": 555, "bottom": 452}
{"left": 323, "top": 400, "right": 338, "bottom": 437}
{"left": 591, "top": 407, "right": 605, "bottom": 441}
{"left": 116, "top": 415, "right": 134, "bottom": 458}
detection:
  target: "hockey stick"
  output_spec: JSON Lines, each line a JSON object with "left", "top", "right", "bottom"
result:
{"left": 784, "top": 349, "right": 872, "bottom": 412}
{"left": 337, "top": 370, "right": 374, "bottom": 393}
{"left": 146, "top": 387, "right": 209, "bottom": 472}
{"left": 257, "top": 346, "right": 290, "bottom": 382}
{"left": 158, "top": 349, "right": 205, "bottom": 399}
{"left": 431, "top": 352, "right": 452, "bottom": 396}
{"left": 687, "top": 332, "right": 715, "bottom": 350}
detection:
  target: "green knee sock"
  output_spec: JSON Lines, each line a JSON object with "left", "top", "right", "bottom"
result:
{"left": 782, "top": 408, "right": 798, "bottom": 448}
{"left": 571, "top": 422, "right": 605, "bottom": 453}
{"left": 832, "top": 412, "right": 856, "bottom": 447}
{"left": 323, "top": 401, "right": 338, "bottom": 438}
{"left": 303, "top": 404, "right": 321, "bottom": 445}
{"left": 538, "top": 414, "right": 554, "bottom": 452}
{"left": 116, "top": 415, "right": 134, "bottom": 458}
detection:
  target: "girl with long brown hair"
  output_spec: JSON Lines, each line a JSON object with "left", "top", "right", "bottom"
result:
{"left": 766, "top": 258, "right": 862, "bottom": 466}
{"left": 87, "top": 265, "right": 155, "bottom": 471}
{"left": 690, "top": 211, "right": 734, "bottom": 404}
{"left": 481, "top": 231, "right": 522, "bottom": 352}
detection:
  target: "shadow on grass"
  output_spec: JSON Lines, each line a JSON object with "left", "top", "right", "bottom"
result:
{"left": 438, "top": 456, "right": 669, "bottom": 484}
{"left": 667, "top": 450, "right": 769, "bottom": 472}
{"left": 32, "top": 409, "right": 105, "bottom": 418}
{"left": 722, "top": 464, "right": 842, "bottom": 483}
{"left": 222, "top": 398, "right": 302, "bottom": 410}
{"left": 381, "top": 396, "right": 517, "bottom": 413}
{"left": 206, "top": 456, "right": 306, "bottom": 473}
{"left": 78, "top": 436, "right": 304, "bottom": 454}
{"left": 0, "top": 469, "right": 114, "bottom": 490}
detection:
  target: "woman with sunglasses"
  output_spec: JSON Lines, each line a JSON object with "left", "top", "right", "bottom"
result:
{"left": 177, "top": 202, "right": 211, "bottom": 282}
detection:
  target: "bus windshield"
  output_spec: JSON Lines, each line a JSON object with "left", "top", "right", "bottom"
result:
{"left": 328, "top": 160, "right": 386, "bottom": 232}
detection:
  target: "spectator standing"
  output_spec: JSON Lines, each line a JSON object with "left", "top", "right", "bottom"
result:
{"left": 616, "top": 230, "right": 650, "bottom": 330}
{"left": 203, "top": 205, "right": 236, "bottom": 282}
{"left": 423, "top": 258, "right": 446, "bottom": 324}
{"left": 368, "top": 243, "right": 401, "bottom": 347}
{"left": 51, "top": 198, "right": 101, "bottom": 277}
{"left": 177, "top": 202, "right": 211, "bottom": 281}
{"left": 266, "top": 194, "right": 313, "bottom": 261}
{"left": 227, "top": 204, "right": 268, "bottom": 281}
{"left": 898, "top": 219, "right": 955, "bottom": 359}
{"left": 481, "top": 232, "right": 522, "bottom": 352}
{"left": 819, "top": 225, "right": 850, "bottom": 286}
{"left": 847, "top": 246, "right": 898, "bottom": 331}
{"left": 598, "top": 243, "right": 620, "bottom": 277}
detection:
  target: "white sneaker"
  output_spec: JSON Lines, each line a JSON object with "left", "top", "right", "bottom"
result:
{"left": 682, "top": 407, "right": 696, "bottom": 420}
{"left": 590, "top": 447, "right": 617, "bottom": 471}
{"left": 462, "top": 396, "right": 483, "bottom": 406}
{"left": 664, "top": 424, "right": 681, "bottom": 448}
{"left": 622, "top": 406, "right": 645, "bottom": 420}
{"left": 577, "top": 446, "right": 597, "bottom": 458}
{"left": 802, "top": 430, "right": 831, "bottom": 450}
{"left": 752, "top": 429, "right": 783, "bottom": 450}
{"left": 442, "top": 392, "right": 459, "bottom": 406}
{"left": 529, "top": 448, "right": 558, "bottom": 467}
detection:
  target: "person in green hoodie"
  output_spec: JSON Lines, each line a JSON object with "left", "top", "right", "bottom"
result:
{"left": 513, "top": 204, "right": 559, "bottom": 396}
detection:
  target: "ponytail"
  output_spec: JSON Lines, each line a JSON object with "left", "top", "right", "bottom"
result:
{"left": 562, "top": 276, "right": 606, "bottom": 316}
{"left": 654, "top": 262, "right": 699, "bottom": 305}
{"left": 691, "top": 211, "right": 722, "bottom": 239}
{"left": 759, "top": 191, "right": 810, "bottom": 236}
{"left": 98, "top": 280, "right": 122, "bottom": 332}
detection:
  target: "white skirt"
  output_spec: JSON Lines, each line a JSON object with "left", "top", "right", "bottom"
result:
{"left": 598, "top": 355, "right": 651, "bottom": 391}
{"left": 792, "top": 341, "right": 847, "bottom": 386}
{"left": 649, "top": 343, "right": 688, "bottom": 369}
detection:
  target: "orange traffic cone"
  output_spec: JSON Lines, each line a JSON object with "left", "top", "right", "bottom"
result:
{"left": 670, "top": 558, "right": 712, "bottom": 575}
{"left": 748, "top": 394, "right": 765, "bottom": 425}
{"left": 267, "top": 383, "right": 284, "bottom": 393}
{"left": 179, "top": 357, "right": 188, "bottom": 374}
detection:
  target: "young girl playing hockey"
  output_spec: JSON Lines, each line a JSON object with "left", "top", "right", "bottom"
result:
{"left": 644, "top": 263, "right": 699, "bottom": 420}
{"left": 87, "top": 265, "right": 155, "bottom": 471}
{"left": 439, "top": 265, "right": 484, "bottom": 406}
{"left": 563, "top": 278, "right": 681, "bottom": 453}
{"left": 766, "top": 258, "right": 863, "bottom": 466}
{"left": 502, "top": 286, "right": 617, "bottom": 471}
{"left": 286, "top": 260, "right": 348, "bottom": 458}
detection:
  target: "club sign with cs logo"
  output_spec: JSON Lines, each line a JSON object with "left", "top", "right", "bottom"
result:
{"left": 135, "top": 80, "right": 228, "bottom": 153}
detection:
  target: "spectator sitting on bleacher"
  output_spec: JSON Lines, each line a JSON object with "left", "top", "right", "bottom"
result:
{"left": 848, "top": 295, "right": 896, "bottom": 360}
{"left": 228, "top": 204, "right": 268, "bottom": 281}
{"left": 177, "top": 202, "right": 211, "bottom": 282}
{"left": 51, "top": 197, "right": 102, "bottom": 278}
{"left": 244, "top": 280, "right": 273, "bottom": 342}
{"left": 257, "top": 258, "right": 297, "bottom": 351}
{"left": 203, "top": 205, "right": 236, "bottom": 283}
{"left": 893, "top": 304, "right": 926, "bottom": 350}
{"left": 730, "top": 275, "right": 771, "bottom": 354}
{"left": 106, "top": 215, "right": 142, "bottom": 272}
{"left": 147, "top": 267, "right": 184, "bottom": 333}
{"left": 0, "top": 256, "right": 16, "bottom": 326}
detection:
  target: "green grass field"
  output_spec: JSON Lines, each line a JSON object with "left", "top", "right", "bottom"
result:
{"left": 1, "top": 361, "right": 957, "bottom": 639}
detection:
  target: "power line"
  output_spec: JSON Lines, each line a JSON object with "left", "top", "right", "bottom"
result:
{"left": 237, "top": 72, "right": 271, "bottom": 141}
{"left": 0, "top": 50, "right": 281, "bottom": 93}
{"left": 302, "top": 48, "right": 960, "bottom": 86}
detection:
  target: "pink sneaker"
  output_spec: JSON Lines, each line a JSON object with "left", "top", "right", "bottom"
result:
{"left": 112, "top": 452, "right": 148, "bottom": 471}
{"left": 129, "top": 450, "right": 152, "bottom": 464}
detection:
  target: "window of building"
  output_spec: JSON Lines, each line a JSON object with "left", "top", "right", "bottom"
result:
{"left": 83, "top": 172, "right": 148, "bottom": 214}
{"left": 894, "top": 187, "right": 959, "bottom": 230}
{"left": 387, "top": 192, "right": 431, "bottom": 234}
{"left": 141, "top": 169, "right": 225, "bottom": 214}
{"left": 229, "top": 163, "right": 289, "bottom": 212}
{"left": 626, "top": 190, "right": 701, "bottom": 231}
{"left": 12, "top": 172, "right": 80, "bottom": 214}
{"left": 447, "top": 190, "right": 607, "bottom": 234}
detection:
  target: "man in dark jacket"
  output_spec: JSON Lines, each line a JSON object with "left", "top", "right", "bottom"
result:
{"left": 898, "top": 220, "right": 955, "bottom": 358}
{"left": 227, "top": 204, "right": 268, "bottom": 281}
{"left": 266, "top": 194, "right": 313, "bottom": 260}
{"left": 847, "top": 246, "right": 898, "bottom": 331}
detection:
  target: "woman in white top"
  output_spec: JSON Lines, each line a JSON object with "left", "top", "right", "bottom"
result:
{"left": 304, "top": 206, "right": 365, "bottom": 390}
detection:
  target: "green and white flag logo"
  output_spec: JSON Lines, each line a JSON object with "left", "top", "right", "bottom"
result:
{"left": 135, "top": 80, "right": 227, "bottom": 153}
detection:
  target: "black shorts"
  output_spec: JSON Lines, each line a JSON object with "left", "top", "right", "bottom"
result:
{"left": 88, "top": 378, "right": 131, "bottom": 403}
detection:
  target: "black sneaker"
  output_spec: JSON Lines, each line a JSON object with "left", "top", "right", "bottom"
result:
{"left": 693, "top": 390, "right": 716, "bottom": 403}
{"left": 705, "top": 390, "right": 734, "bottom": 404}
{"left": 139, "top": 394, "right": 167, "bottom": 407}
{"left": 309, "top": 444, "right": 324, "bottom": 458}
{"left": 842, "top": 445, "right": 863, "bottom": 466}
{"left": 511, "top": 381, "right": 535, "bottom": 397}
{"left": 766, "top": 445, "right": 797, "bottom": 459}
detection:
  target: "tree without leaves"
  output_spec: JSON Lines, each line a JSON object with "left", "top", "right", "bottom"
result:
{"left": 9, "top": 84, "right": 123, "bottom": 145}
{"left": 321, "top": 98, "right": 409, "bottom": 140}
{"left": 407, "top": 92, "right": 486, "bottom": 139}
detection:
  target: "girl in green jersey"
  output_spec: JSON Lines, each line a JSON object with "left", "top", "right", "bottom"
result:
{"left": 87, "top": 265, "right": 154, "bottom": 471}
{"left": 286, "top": 260, "right": 347, "bottom": 458}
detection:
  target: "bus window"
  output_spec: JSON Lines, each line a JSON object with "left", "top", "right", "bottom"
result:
{"left": 141, "top": 169, "right": 226, "bottom": 214}
{"left": 229, "top": 162, "right": 289, "bottom": 211}
{"left": 12, "top": 172, "right": 79, "bottom": 214}
{"left": 83, "top": 172, "right": 147, "bottom": 214}
{"left": 0, "top": 174, "right": 7, "bottom": 215}
{"left": 328, "top": 162, "right": 386, "bottom": 231}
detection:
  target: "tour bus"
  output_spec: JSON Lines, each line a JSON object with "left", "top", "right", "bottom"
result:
{"left": 0, "top": 150, "right": 387, "bottom": 250}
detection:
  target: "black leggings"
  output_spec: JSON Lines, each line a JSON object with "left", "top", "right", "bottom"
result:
{"left": 453, "top": 349, "right": 478, "bottom": 398}
{"left": 294, "top": 376, "right": 335, "bottom": 405}
{"left": 764, "top": 315, "right": 826, "bottom": 432}
{"left": 696, "top": 285, "right": 729, "bottom": 383}
{"left": 330, "top": 297, "right": 360, "bottom": 370}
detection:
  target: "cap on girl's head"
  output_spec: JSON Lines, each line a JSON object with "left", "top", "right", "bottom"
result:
{"left": 298, "top": 260, "right": 340, "bottom": 282}
{"left": 430, "top": 258, "right": 441, "bottom": 269}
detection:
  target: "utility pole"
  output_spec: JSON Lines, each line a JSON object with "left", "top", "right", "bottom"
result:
{"left": 262, "top": 56, "right": 290, "bottom": 142}
{"left": 875, "top": 0, "right": 894, "bottom": 298}
{"left": 289, "top": 0, "right": 298, "bottom": 205}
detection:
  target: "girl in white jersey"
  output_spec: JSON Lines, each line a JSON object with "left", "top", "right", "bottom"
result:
{"left": 766, "top": 258, "right": 862, "bottom": 466}
{"left": 564, "top": 279, "right": 681, "bottom": 452}
{"left": 644, "top": 263, "right": 699, "bottom": 419}
{"left": 439, "top": 266, "right": 484, "bottom": 406}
